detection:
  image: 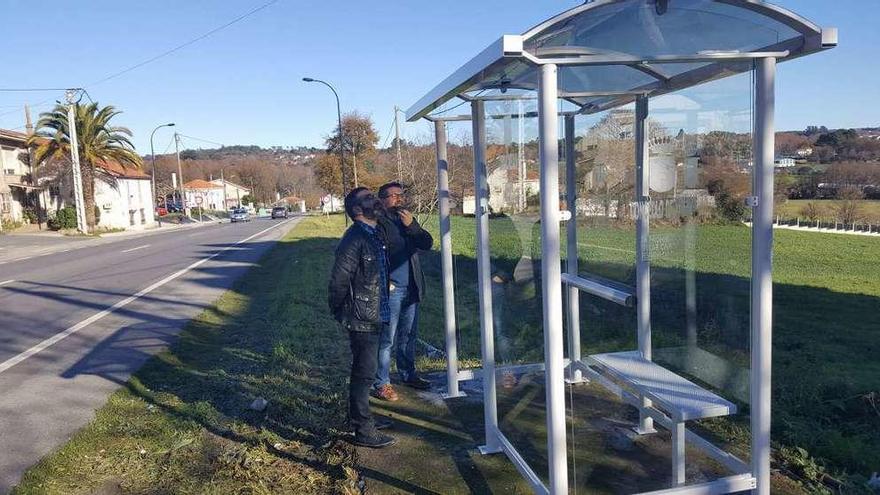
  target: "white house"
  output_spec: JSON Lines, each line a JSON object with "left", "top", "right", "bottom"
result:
{"left": 91, "top": 160, "right": 156, "bottom": 230}
{"left": 183, "top": 178, "right": 251, "bottom": 210}
{"left": 210, "top": 178, "right": 250, "bottom": 209}
{"left": 0, "top": 127, "right": 159, "bottom": 231}
{"left": 775, "top": 157, "right": 796, "bottom": 168}
{"left": 486, "top": 153, "right": 539, "bottom": 213}
{"left": 0, "top": 129, "right": 33, "bottom": 226}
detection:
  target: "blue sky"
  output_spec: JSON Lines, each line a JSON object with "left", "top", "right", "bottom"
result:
{"left": 0, "top": 0, "right": 876, "bottom": 154}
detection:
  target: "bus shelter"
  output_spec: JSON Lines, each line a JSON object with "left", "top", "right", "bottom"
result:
{"left": 406, "top": 2, "right": 835, "bottom": 494}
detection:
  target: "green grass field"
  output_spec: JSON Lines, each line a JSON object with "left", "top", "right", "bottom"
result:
{"left": 415, "top": 213, "right": 880, "bottom": 489}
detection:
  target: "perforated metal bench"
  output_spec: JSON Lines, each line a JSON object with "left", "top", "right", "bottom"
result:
{"left": 586, "top": 351, "right": 737, "bottom": 486}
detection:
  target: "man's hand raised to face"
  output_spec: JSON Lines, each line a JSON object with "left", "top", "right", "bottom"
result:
{"left": 398, "top": 209, "right": 414, "bottom": 227}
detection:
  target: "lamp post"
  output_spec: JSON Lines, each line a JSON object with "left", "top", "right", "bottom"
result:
{"left": 150, "top": 122, "right": 175, "bottom": 217}
{"left": 303, "top": 77, "right": 347, "bottom": 223}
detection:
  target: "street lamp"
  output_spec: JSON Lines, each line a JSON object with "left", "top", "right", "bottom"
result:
{"left": 150, "top": 122, "right": 175, "bottom": 214}
{"left": 303, "top": 77, "right": 347, "bottom": 223}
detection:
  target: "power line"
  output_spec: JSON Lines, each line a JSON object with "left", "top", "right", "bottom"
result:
{"left": 0, "top": 98, "right": 58, "bottom": 121}
{"left": 88, "top": 0, "right": 281, "bottom": 87}
{"left": 431, "top": 89, "right": 488, "bottom": 116}
{"left": 176, "top": 133, "right": 225, "bottom": 147}
{"left": 0, "top": 88, "right": 71, "bottom": 92}
{"left": 379, "top": 114, "right": 396, "bottom": 149}
{"left": 161, "top": 135, "right": 177, "bottom": 155}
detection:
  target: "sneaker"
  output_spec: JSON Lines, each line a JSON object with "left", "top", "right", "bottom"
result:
{"left": 402, "top": 376, "right": 431, "bottom": 390}
{"left": 352, "top": 431, "right": 396, "bottom": 448}
{"left": 374, "top": 384, "right": 399, "bottom": 402}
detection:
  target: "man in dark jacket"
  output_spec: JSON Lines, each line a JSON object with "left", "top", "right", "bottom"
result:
{"left": 372, "top": 182, "right": 434, "bottom": 401}
{"left": 328, "top": 187, "right": 395, "bottom": 448}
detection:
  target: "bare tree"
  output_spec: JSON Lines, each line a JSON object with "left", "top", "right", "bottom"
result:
{"left": 835, "top": 187, "right": 864, "bottom": 225}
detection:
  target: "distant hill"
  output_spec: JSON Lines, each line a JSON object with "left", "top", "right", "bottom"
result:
{"left": 165, "top": 145, "right": 322, "bottom": 166}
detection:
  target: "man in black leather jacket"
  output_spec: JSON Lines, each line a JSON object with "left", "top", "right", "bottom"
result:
{"left": 328, "top": 187, "right": 396, "bottom": 448}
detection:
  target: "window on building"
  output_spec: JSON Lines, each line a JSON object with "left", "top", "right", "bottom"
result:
{"left": 4, "top": 169, "right": 15, "bottom": 176}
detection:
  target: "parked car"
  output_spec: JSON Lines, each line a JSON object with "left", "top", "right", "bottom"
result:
{"left": 271, "top": 206, "right": 288, "bottom": 219}
{"left": 230, "top": 208, "right": 250, "bottom": 223}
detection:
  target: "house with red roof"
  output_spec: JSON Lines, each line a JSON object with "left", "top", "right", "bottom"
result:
{"left": 183, "top": 178, "right": 250, "bottom": 211}
{"left": 0, "top": 127, "right": 156, "bottom": 231}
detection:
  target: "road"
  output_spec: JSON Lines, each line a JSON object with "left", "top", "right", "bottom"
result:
{"left": 0, "top": 216, "right": 300, "bottom": 492}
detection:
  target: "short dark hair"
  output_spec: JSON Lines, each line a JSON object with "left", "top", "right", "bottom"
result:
{"left": 344, "top": 187, "right": 370, "bottom": 220}
{"left": 378, "top": 182, "right": 404, "bottom": 199}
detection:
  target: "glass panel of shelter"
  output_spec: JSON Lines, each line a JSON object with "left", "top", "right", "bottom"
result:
{"left": 562, "top": 70, "right": 756, "bottom": 493}
{"left": 482, "top": 98, "right": 554, "bottom": 486}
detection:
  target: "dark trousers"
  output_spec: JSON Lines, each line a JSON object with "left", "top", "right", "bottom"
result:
{"left": 349, "top": 328, "right": 380, "bottom": 437}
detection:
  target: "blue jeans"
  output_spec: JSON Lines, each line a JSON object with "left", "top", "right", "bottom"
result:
{"left": 375, "top": 285, "right": 419, "bottom": 388}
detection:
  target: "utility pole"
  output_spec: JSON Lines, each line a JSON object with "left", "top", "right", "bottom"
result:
{"left": 394, "top": 105, "right": 402, "bottom": 180}
{"left": 220, "top": 169, "right": 228, "bottom": 210}
{"left": 66, "top": 90, "right": 88, "bottom": 233}
{"left": 174, "top": 133, "right": 186, "bottom": 217}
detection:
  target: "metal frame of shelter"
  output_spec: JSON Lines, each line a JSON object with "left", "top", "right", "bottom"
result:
{"left": 407, "top": 2, "right": 835, "bottom": 494}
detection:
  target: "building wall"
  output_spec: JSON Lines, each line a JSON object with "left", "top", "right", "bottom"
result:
{"left": 0, "top": 141, "right": 28, "bottom": 223}
{"left": 185, "top": 188, "right": 224, "bottom": 210}
{"left": 94, "top": 178, "right": 155, "bottom": 230}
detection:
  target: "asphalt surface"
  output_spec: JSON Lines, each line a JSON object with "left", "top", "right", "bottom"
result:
{"left": 0, "top": 216, "right": 301, "bottom": 492}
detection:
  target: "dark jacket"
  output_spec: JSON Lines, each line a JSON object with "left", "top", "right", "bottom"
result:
{"left": 377, "top": 213, "right": 433, "bottom": 302}
{"left": 328, "top": 223, "right": 387, "bottom": 331}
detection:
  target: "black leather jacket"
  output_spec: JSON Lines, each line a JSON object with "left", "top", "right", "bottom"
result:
{"left": 328, "top": 222, "right": 387, "bottom": 331}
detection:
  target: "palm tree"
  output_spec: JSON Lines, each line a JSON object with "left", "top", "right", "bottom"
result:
{"left": 28, "top": 102, "right": 142, "bottom": 231}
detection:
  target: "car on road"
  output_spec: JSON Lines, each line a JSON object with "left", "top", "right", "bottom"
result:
{"left": 230, "top": 208, "right": 250, "bottom": 223}
{"left": 271, "top": 206, "right": 288, "bottom": 219}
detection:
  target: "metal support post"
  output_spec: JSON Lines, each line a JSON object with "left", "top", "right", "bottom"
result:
{"left": 672, "top": 422, "right": 686, "bottom": 486}
{"left": 634, "top": 95, "right": 656, "bottom": 434}
{"left": 436, "top": 121, "right": 464, "bottom": 399}
{"left": 473, "top": 100, "right": 501, "bottom": 455}
{"left": 65, "top": 91, "right": 87, "bottom": 233}
{"left": 538, "top": 63, "right": 569, "bottom": 495}
{"left": 175, "top": 133, "right": 186, "bottom": 217}
{"left": 563, "top": 114, "right": 583, "bottom": 383}
{"left": 751, "top": 56, "right": 776, "bottom": 495}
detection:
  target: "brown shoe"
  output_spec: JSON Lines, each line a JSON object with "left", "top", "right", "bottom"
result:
{"left": 374, "top": 384, "right": 399, "bottom": 402}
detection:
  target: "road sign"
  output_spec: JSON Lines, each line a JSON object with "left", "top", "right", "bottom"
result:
{"left": 195, "top": 196, "right": 204, "bottom": 205}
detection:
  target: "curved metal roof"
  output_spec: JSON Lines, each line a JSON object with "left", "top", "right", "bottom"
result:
{"left": 406, "top": 0, "right": 835, "bottom": 122}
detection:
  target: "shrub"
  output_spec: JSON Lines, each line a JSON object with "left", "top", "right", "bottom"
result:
{"left": 23, "top": 208, "right": 38, "bottom": 225}
{"left": 715, "top": 191, "right": 747, "bottom": 221}
{"left": 48, "top": 207, "right": 78, "bottom": 230}
{"left": 800, "top": 201, "right": 822, "bottom": 222}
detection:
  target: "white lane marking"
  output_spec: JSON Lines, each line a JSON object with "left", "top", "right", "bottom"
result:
{"left": 0, "top": 218, "right": 295, "bottom": 375}
{"left": 0, "top": 280, "right": 14, "bottom": 287}
{"left": 188, "top": 231, "right": 208, "bottom": 237}
{"left": 121, "top": 244, "right": 150, "bottom": 253}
